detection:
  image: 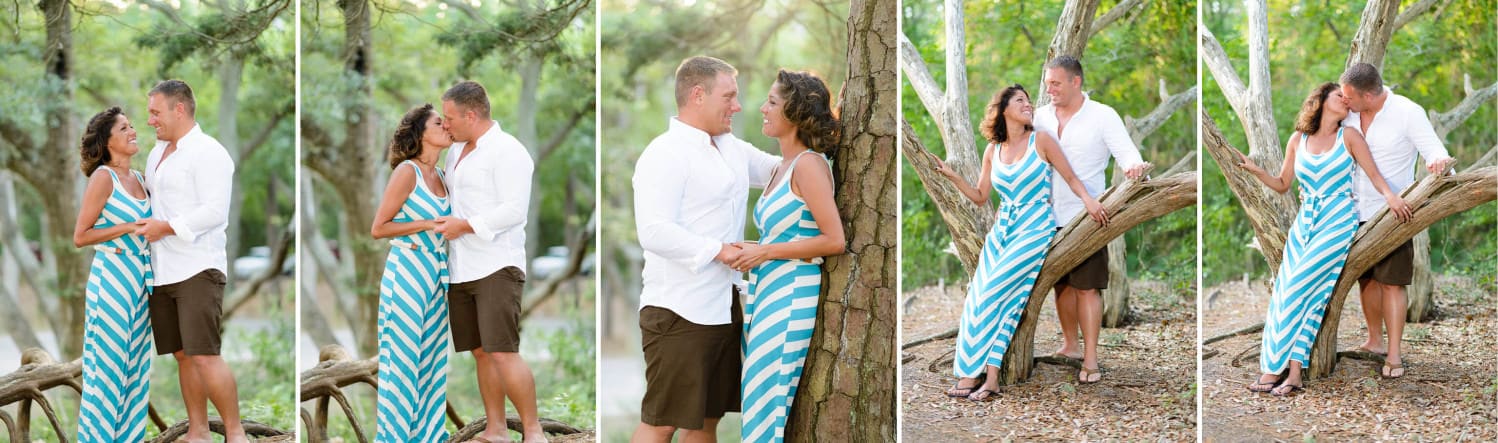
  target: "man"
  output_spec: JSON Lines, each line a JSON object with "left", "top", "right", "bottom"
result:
{"left": 137, "top": 79, "right": 248, "bottom": 443}
{"left": 1338, "top": 63, "right": 1453, "bottom": 379}
{"left": 434, "top": 80, "right": 547, "bottom": 443}
{"left": 1032, "top": 56, "right": 1150, "bottom": 383}
{"left": 630, "top": 55, "right": 778, "bottom": 443}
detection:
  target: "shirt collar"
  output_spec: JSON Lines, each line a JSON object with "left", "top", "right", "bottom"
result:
{"left": 668, "top": 117, "right": 719, "bottom": 149}
{"left": 453, "top": 120, "right": 502, "bottom": 152}
{"left": 157, "top": 123, "right": 204, "bottom": 150}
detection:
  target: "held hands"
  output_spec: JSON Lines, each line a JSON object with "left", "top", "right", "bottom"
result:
{"left": 714, "top": 242, "right": 744, "bottom": 266}
{"left": 728, "top": 242, "right": 772, "bottom": 272}
{"left": 1083, "top": 198, "right": 1110, "bottom": 225}
{"left": 1123, "top": 162, "right": 1153, "bottom": 180}
{"left": 432, "top": 216, "right": 474, "bottom": 240}
{"left": 134, "top": 219, "right": 173, "bottom": 242}
{"left": 1384, "top": 193, "right": 1414, "bottom": 222}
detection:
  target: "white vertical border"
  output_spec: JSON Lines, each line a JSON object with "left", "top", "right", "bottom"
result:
{"left": 292, "top": 0, "right": 304, "bottom": 435}
{"left": 593, "top": 0, "right": 604, "bottom": 436}
{"left": 1195, "top": 0, "right": 1205, "bottom": 438}
{"left": 894, "top": 0, "right": 905, "bottom": 441}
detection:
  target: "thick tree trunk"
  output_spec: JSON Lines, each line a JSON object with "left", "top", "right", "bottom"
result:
{"left": 37, "top": 0, "right": 87, "bottom": 359}
{"left": 1307, "top": 165, "right": 1495, "bottom": 378}
{"left": 1036, "top": 0, "right": 1101, "bottom": 107}
{"left": 219, "top": 55, "right": 245, "bottom": 281}
{"left": 1346, "top": 0, "right": 1400, "bottom": 68}
{"left": 787, "top": 0, "right": 896, "bottom": 440}
{"left": 301, "top": 0, "right": 382, "bottom": 358}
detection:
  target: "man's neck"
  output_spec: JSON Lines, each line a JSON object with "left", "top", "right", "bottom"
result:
{"left": 676, "top": 112, "right": 714, "bottom": 135}
{"left": 165, "top": 121, "right": 196, "bottom": 145}
{"left": 1365, "top": 92, "right": 1389, "bottom": 115}
{"left": 470, "top": 119, "right": 494, "bottom": 142}
{"left": 1054, "top": 95, "right": 1084, "bottom": 114}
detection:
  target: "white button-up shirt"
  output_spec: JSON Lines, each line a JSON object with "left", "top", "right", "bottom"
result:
{"left": 1034, "top": 97, "right": 1145, "bottom": 224}
{"left": 443, "top": 121, "right": 533, "bottom": 284}
{"left": 633, "top": 117, "right": 778, "bottom": 325}
{"left": 1341, "top": 88, "right": 1452, "bottom": 221}
{"left": 144, "top": 123, "right": 234, "bottom": 285}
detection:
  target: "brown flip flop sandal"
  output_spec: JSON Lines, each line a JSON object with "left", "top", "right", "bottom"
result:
{"left": 1382, "top": 360, "right": 1405, "bottom": 379}
{"left": 1272, "top": 383, "right": 1304, "bottom": 397}
{"left": 1078, "top": 366, "right": 1102, "bottom": 384}
{"left": 968, "top": 388, "right": 999, "bottom": 402}
{"left": 946, "top": 373, "right": 986, "bottom": 398}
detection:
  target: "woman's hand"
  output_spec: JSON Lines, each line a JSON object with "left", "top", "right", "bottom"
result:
{"left": 1083, "top": 198, "right": 1109, "bottom": 225}
{"left": 1383, "top": 192, "right": 1413, "bottom": 222}
{"left": 928, "top": 151, "right": 955, "bottom": 178}
{"left": 729, "top": 242, "right": 773, "bottom": 272}
{"left": 1233, "top": 150, "right": 1267, "bottom": 176}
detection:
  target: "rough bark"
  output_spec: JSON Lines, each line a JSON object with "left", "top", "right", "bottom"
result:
{"left": 787, "top": 0, "right": 896, "bottom": 440}
{"left": 144, "top": 418, "right": 290, "bottom": 443}
{"left": 999, "top": 172, "right": 1197, "bottom": 384}
{"left": 1346, "top": 0, "right": 1401, "bottom": 68}
{"left": 1307, "top": 164, "right": 1496, "bottom": 378}
{"left": 302, "top": 0, "right": 383, "bottom": 358}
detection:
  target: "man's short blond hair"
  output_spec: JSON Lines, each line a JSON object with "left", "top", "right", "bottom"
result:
{"left": 674, "top": 56, "right": 737, "bottom": 106}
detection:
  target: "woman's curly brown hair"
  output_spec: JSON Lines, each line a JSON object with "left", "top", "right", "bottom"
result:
{"left": 389, "top": 104, "right": 436, "bottom": 169}
{"left": 80, "top": 106, "right": 124, "bottom": 177}
{"left": 1294, "top": 82, "right": 1341, "bottom": 135}
{"left": 775, "top": 69, "right": 841, "bottom": 155}
{"left": 980, "top": 84, "right": 1033, "bottom": 145}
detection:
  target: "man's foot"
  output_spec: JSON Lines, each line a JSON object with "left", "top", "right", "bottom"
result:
{"left": 1354, "top": 340, "right": 1387, "bottom": 355}
{"left": 522, "top": 431, "right": 550, "bottom": 443}
{"left": 1247, "top": 373, "right": 1282, "bottom": 393}
{"left": 945, "top": 374, "right": 985, "bottom": 397}
{"left": 176, "top": 430, "right": 212, "bottom": 443}
{"left": 467, "top": 431, "right": 513, "bottom": 443}
{"left": 1078, "top": 366, "right": 1102, "bottom": 384}
{"left": 1051, "top": 346, "right": 1083, "bottom": 360}
{"left": 1381, "top": 358, "right": 1405, "bottom": 379}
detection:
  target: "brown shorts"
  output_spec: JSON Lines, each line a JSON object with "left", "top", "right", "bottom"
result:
{"left": 449, "top": 266, "right": 525, "bottom": 353}
{"left": 638, "top": 291, "right": 742, "bottom": 430}
{"left": 1062, "top": 244, "right": 1110, "bottom": 290}
{"left": 1361, "top": 237, "right": 1414, "bottom": 286}
{"left": 150, "top": 269, "right": 227, "bottom": 356}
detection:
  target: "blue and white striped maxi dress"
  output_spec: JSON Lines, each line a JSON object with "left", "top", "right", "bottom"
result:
{"left": 742, "top": 151, "right": 829, "bottom": 443}
{"left": 375, "top": 160, "right": 453, "bottom": 442}
{"left": 954, "top": 133, "right": 1057, "bottom": 377}
{"left": 77, "top": 167, "right": 153, "bottom": 443}
{"left": 1261, "top": 128, "right": 1357, "bottom": 374}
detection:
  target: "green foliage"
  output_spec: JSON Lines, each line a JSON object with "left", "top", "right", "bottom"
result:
{"left": 901, "top": 0, "right": 1198, "bottom": 289}
{"left": 1203, "top": 0, "right": 1496, "bottom": 286}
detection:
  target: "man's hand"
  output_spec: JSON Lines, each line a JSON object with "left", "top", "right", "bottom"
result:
{"left": 1124, "top": 162, "right": 1153, "bottom": 180}
{"left": 1426, "top": 157, "right": 1456, "bottom": 175}
{"left": 715, "top": 243, "right": 743, "bottom": 265}
{"left": 134, "top": 219, "right": 175, "bottom": 242}
{"left": 433, "top": 216, "right": 475, "bottom": 240}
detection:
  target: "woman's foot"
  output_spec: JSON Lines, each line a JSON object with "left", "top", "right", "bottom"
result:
{"left": 1381, "top": 357, "right": 1405, "bottom": 379}
{"left": 967, "top": 381, "right": 1000, "bottom": 401}
{"left": 1078, "top": 366, "right": 1102, "bottom": 384}
{"left": 1246, "top": 373, "right": 1281, "bottom": 393}
{"left": 1271, "top": 382, "right": 1304, "bottom": 397}
{"left": 946, "top": 375, "right": 984, "bottom": 397}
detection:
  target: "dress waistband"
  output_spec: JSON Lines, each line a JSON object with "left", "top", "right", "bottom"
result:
{"left": 94, "top": 245, "right": 149, "bottom": 256}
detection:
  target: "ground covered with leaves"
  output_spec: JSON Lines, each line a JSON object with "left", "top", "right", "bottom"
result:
{"left": 901, "top": 282, "right": 1197, "bottom": 441}
{"left": 1202, "top": 276, "right": 1497, "bottom": 441}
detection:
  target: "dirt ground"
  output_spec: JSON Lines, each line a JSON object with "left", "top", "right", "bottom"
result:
{"left": 1201, "top": 276, "right": 1497, "bottom": 442}
{"left": 901, "top": 281, "right": 1197, "bottom": 441}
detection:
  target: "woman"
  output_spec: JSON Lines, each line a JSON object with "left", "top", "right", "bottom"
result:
{"left": 1235, "top": 82, "right": 1409, "bottom": 396}
{"left": 371, "top": 104, "right": 454, "bottom": 441}
{"left": 729, "top": 69, "right": 846, "bottom": 443}
{"left": 73, "top": 107, "right": 153, "bottom": 442}
{"left": 933, "top": 84, "right": 1105, "bottom": 401}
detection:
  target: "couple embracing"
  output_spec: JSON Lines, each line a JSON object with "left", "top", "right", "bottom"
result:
{"left": 630, "top": 56, "right": 846, "bottom": 443}
{"left": 369, "top": 81, "right": 547, "bottom": 443}
{"left": 934, "top": 56, "right": 1153, "bottom": 401}
{"left": 74, "top": 80, "right": 249, "bottom": 442}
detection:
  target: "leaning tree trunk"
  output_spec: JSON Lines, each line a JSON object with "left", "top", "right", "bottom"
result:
{"left": 787, "top": 0, "right": 896, "bottom": 440}
{"left": 301, "top": 0, "right": 383, "bottom": 357}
